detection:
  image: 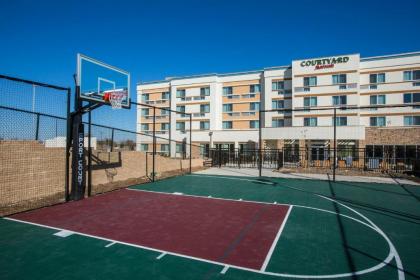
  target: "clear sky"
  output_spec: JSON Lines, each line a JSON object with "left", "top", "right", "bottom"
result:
{"left": 1, "top": 0, "right": 420, "bottom": 95}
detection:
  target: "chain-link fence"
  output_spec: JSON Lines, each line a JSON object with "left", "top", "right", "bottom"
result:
{"left": 0, "top": 75, "right": 70, "bottom": 216}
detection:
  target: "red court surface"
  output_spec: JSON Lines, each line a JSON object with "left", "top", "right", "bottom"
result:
{"left": 11, "top": 189, "right": 290, "bottom": 270}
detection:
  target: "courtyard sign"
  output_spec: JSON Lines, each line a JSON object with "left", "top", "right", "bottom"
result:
{"left": 300, "top": 56, "right": 350, "bottom": 70}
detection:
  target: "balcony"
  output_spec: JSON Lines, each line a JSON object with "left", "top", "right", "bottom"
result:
{"left": 294, "top": 83, "right": 357, "bottom": 93}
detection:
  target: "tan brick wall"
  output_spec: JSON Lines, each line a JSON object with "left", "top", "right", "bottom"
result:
{"left": 365, "top": 127, "right": 420, "bottom": 145}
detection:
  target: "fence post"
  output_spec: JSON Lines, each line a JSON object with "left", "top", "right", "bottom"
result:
{"left": 258, "top": 110, "right": 262, "bottom": 177}
{"left": 333, "top": 107, "right": 337, "bottom": 182}
{"left": 65, "top": 88, "right": 71, "bottom": 202}
{"left": 35, "top": 113, "right": 40, "bottom": 140}
{"left": 87, "top": 110, "right": 92, "bottom": 196}
{"left": 110, "top": 128, "right": 115, "bottom": 152}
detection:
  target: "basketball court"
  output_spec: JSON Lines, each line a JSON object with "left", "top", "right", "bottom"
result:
{"left": 2, "top": 169, "right": 420, "bottom": 279}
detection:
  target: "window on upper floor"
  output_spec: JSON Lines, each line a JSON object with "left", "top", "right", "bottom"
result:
{"left": 176, "top": 143, "right": 185, "bottom": 153}
{"left": 303, "top": 97, "right": 317, "bottom": 107}
{"left": 332, "top": 95, "right": 347, "bottom": 106}
{"left": 223, "top": 104, "right": 233, "bottom": 112}
{"left": 200, "top": 87, "right": 210, "bottom": 96}
{"left": 200, "top": 104, "right": 210, "bottom": 113}
{"left": 161, "top": 92, "right": 170, "bottom": 100}
{"left": 223, "top": 87, "right": 233, "bottom": 96}
{"left": 176, "top": 105, "right": 185, "bottom": 112}
{"left": 200, "top": 121, "right": 210, "bottom": 130}
{"left": 403, "top": 93, "right": 420, "bottom": 103}
{"left": 161, "top": 123, "right": 169, "bottom": 131}
{"left": 250, "top": 102, "right": 260, "bottom": 111}
{"left": 272, "top": 119, "right": 284, "bottom": 127}
{"left": 250, "top": 120, "right": 259, "bottom": 129}
{"left": 370, "top": 95, "right": 386, "bottom": 106}
{"left": 140, "top": 144, "right": 149, "bottom": 151}
{"left": 304, "top": 117, "right": 317, "bottom": 127}
{"left": 272, "top": 100, "right": 284, "bottom": 109}
{"left": 332, "top": 74, "right": 347, "bottom": 85}
{"left": 140, "top": 124, "right": 149, "bottom": 131}
{"left": 333, "top": 116, "right": 347, "bottom": 126}
{"left": 370, "top": 116, "right": 386, "bottom": 127}
{"left": 404, "top": 116, "right": 420, "bottom": 126}
{"left": 370, "top": 73, "right": 386, "bottom": 84}
{"left": 142, "top": 94, "right": 149, "bottom": 101}
{"left": 250, "top": 84, "right": 261, "bottom": 93}
{"left": 403, "top": 70, "right": 420, "bottom": 81}
{"left": 303, "top": 76, "right": 317, "bottom": 87}
{"left": 141, "top": 108, "right": 149, "bottom": 116}
{"left": 222, "top": 121, "right": 233, "bottom": 129}
{"left": 176, "top": 122, "right": 185, "bottom": 131}
{"left": 176, "top": 89, "right": 186, "bottom": 98}
{"left": 272, "top": 81, "right": 284, "bottom": 91}
{"left": 161, "top": 107, "right": 169, "bottom": 116}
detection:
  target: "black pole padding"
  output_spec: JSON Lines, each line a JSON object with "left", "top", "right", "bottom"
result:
{"left": 152, "top": 107, "right": 156, "bottom": 182}
{"left": 189, "top": 114, "right": 192, "bottom": 174}
{"left": 333, "top": 107, "right": 337, "bottom": 182}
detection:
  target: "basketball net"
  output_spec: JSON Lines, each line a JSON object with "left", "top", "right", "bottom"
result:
{"left": 108, "top": 90, "right": 127, "bottom": 109}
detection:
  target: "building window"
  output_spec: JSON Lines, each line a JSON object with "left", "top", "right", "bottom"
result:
{"left": 370, "top": 95, "right": 386, "bottom": 106}
{"left": 370, "top": 117, "right": 386, "bottom": 127}
{"left": 161, "top": 108, "right": 169, "bottom": 116}
{"left": 176, "top": 144, "right": 184, "bottom": 153}
{"left": 303, "top": 76, "right": 317, "bottom": 87}
{"left": 140, "top": 144, "right": 149, "bottom": 151}
{"left": 176, "top": 122, "right": 185, "bottom": 131}
{"left": 304, "top": 97, "right": 317, "bottom": 107}
{"left": 250, "top": 120, "right": 259, "bottom": 128}
{"left": 332, "top": 74, "right": 347, "bottom": 84}
{"left": 223, "top": 87, "right": 233, "bottom": 96}
{"left": 176, "top": 89, "right": 186, "bottom": 98}
{"left": 370, "top": 73, "right": 385, "bottom": 84}
{"left": 140, "top": 124, "right": 149, "bottom": 131}
{"left": 272, "top": 119, "right": 284, "bottom": 127}
{"left": 250, "top": 84, "right": 261, "bottom": 93}
{"left": 332, "top": 95, "right": 347, "bottom": 106}
{"left": 272, "top": 100, "right": 284, "bottom": 109}
{"left": 200, "top": 121, "right": 210, "bottom": 130}
{"left": 272, "top": 81, "right": 284, "bottom": 91}
{"left": 141, "top": 108, "right": 149, "bottom": 116}
{"left": 176, "top": 105, "right": 185, "bottom": 113}
{"left": 223, "top": 121, "right": 233, "bottom": 129}
{"left": 200, "top": 87, "right": 210, "bottom": 96}
{"left": 200, "top": 104, "right": 210, "bottom": 113}
{"left": 403, "top": 93, "right": 420, "bottom": 103}
{"left": 304, "top": 117, "right": 317, "bottom": 127}
{"left": 250, "top": 102, "right": 260, "bottom": 111}
{"left": 223, "top": 104, "right": 233, "bottom": 112}
{"left": 333, "top": 116, "right": 347, "bottom": 126}
{"left": 142, "top": 94, "right": 149, "bottom": 102}
{"left": 404, "top": 116, "right": 420, "bottom": 126}
{"left": 160, "top": 144, "right": 169, "bottom": 152}
{"left": 161, "top": 92, "right": 170, "bottom": 100}
{"left": 403, "top": 70, "right": 420, "bottom": 81}
{"left": 161, "top": 123, "right": 169, "bottom": 130}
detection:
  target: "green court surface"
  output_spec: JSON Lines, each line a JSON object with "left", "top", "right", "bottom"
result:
{"left": 1, "top": 173, "right": 420, "bottom": 280}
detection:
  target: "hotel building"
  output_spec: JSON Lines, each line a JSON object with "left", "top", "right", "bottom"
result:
{"left": 136, "top": 51, "right": 420, "bottom": 160}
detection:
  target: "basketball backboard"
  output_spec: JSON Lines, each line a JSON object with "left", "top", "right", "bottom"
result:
{"left": 77, "top": 54, "right": 130, "bottom": 108}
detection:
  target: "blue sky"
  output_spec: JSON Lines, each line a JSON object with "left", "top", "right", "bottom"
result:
{"left": 1, "top": 0, "right": 420, "bottom": 97}
{"left": 1, "top": 0, "right": 420, "bottom": 139}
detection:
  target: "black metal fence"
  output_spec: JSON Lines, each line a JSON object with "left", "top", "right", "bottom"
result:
{"left": 210, "top": 147, "right": 420, "bottom": 174}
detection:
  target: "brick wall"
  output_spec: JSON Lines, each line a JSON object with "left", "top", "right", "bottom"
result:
{"left": 365, "top": 127, "right": 420, "bottom": 145}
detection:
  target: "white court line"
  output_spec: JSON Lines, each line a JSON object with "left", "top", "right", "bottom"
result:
{"left": 53, "top": 230, "right": 74, "bottom": 238}
{"left": 156, "top": 252, "right": 167, "bottom": 260}
{"left": 220, "top": 265, "right": 229, "bottom": 274}
{"left": 187, "top": 174, "right": 276, "bottom": 185}
{"left": 260, "top": 206, "right": 293, "bottom": 272}
{"left": 105, "top": 242, "right": 116, "bottom": 248}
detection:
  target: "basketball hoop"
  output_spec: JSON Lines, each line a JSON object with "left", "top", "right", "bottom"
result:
{"left": 104, "top": 90, "right": 127, "bottom": 109}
